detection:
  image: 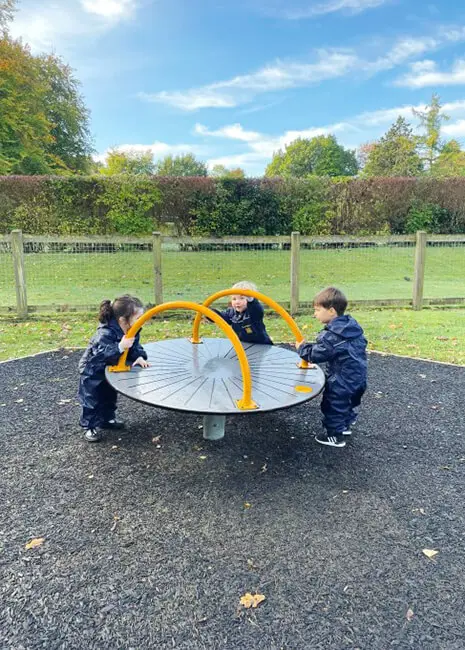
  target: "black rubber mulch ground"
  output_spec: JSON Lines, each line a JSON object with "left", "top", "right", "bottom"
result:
{"left": 1, "top": 348, "right": 464, "bottom": 650}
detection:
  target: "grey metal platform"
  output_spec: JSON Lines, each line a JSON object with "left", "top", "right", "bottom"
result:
{"left": 106, "top": 338, "right": 325, "bottom": 417}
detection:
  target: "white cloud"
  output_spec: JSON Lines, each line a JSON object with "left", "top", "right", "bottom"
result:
{"left": 81, "top": 0, "right": 136, "bottom": 19}
{"left": 142, "top": 26, "right": 465, "bottom": 112}
{"left": 10, "top": 0, "right": 136, "bottom": 53}
{"left": 334, "top": 99, "right": 465, "bottom": 128}
{"left": 140, "top": 91, "right": 238, "bottom": 111}
{"left": 141, "top": 50, "right": 359, "bottom": 110}
{"left": 443, "top": 119, "right": 465, "bottom": 137}
{"left": 195, "top": 123, "right": 263, "bottom": 142}
{"left": 96, "top": 142, "right": 210, "bottom": 163}
{"left": 256, "top": 0, "right": 388, "bottom": 19}
{"left": 370, "top": 36, "right": 439, "bottom": 72}
{"left": 395, "top": 59, "right": 465, "bottom": 88}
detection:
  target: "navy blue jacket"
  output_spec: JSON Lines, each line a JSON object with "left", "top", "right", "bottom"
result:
{"left": 298, "top": 315, "right": 367, "bottom": 393}
{"left": 78, "top": 319, "right": 147, "bottom": 428}
{"left": 215, "top": 299, "right": 272, "bottom": 345}
{"left": 78, "top": 318, "right": 147, "bottom": 377}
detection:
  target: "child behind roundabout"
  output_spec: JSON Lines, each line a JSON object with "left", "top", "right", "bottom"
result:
{"left": 213, "top": 280, "right": 273, "bottom": 345}
{"left": 297, "top": 287, "right": 367, "bottom": 448}
{"left": 78, "top": 295, "right": 149, "bottom": 443}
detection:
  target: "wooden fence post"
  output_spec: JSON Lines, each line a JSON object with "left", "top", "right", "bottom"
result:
{"left": 11, "top": 229, "right": 28, "bottom": 318}
{"left": 413, "top": 230, "right": 427, "bottom": 310}
{"left": 290, "top": 231, "right": 300, "bottom": 316}
{"left": 152, "top": 231, "right": 163, "bottom": 305}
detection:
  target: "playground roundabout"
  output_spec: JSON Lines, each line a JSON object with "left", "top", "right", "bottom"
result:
{"left": 106, "top": 289, "right": 325, "bottom": 439}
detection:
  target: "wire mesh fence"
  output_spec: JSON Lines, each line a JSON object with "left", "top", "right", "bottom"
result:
{"left": 0, "top": 232, "right": 464, "bottom": 315}
{"left": 0, "top": 237, "right": 15, "bottom": 306}
{"left": 22, "top": 238, "right": 155, "bottom": 308}
{"left": 162, "top": 238, "right": 290, "bottom": 304}
{"left": 422, "top": 237, "right": 465, "bottom": 300}
{"left": 299, "top": 238, "right": 418, "bottom": 303}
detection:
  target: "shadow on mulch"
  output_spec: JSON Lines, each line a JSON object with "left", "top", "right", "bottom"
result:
{"left": 1, "top": 350, "right": 464, "bottom": 650}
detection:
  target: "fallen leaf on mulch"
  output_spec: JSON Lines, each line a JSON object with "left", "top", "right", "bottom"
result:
{"left": 239, "top": 592, "right": 265, "bottom": 609}
{"left": 406, "top": 608, "right": 414, "bottom": 621}
{"left": 25, "top": 537, "right": 45, "bottom": 550}
{"left": 422, "top": 548, "right": 439, "bottom": 559}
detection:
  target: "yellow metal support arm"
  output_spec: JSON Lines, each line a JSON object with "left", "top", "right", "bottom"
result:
{"left": 191, "top": 288, "right": 310, "bottom": 369}
{"left": 108, "top": 301, "right": 257, "bottom": 411}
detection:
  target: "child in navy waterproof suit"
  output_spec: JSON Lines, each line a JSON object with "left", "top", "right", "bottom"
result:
{"left": 214, "top": 281, "right": 272, "bottom": 345}
{"left": 78, "top": 295, "right": 149, "bottom": 442}
{"left": 297, "top": 287, "right": 367, "bottom": 448}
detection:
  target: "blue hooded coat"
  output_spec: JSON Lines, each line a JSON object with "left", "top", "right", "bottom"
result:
{"left": 214, "top": 298, "right": 272, "bottom": 345}
{"left": 78, "top": 318, "right": 147, "bottom": 429}
{"left": 298, "top": 315, "right": 367, "bottom": 434}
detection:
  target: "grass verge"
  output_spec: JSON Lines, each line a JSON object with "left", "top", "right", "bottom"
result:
{"left": 1, "top": 307, "right": 463, "bottom": 365}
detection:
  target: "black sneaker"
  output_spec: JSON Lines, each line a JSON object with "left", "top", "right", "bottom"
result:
{"left": 315, "top": 433, "right": 346, "bottom": 448}
{"left": 101, "top": 419, "right": 125, "bottom": 430}
{"left": 85, "top": 428, "right": 104, "bottom": 442}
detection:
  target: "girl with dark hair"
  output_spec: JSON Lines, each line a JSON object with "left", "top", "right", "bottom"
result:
{"left": 78, "top": 295, "right": 149, "bottom": 442}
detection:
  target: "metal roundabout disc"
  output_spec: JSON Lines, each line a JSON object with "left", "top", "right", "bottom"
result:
{"left": 106, "top": 337, "right": 325, "bottom": 416}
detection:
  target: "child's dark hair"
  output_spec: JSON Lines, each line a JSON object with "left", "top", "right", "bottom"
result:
{"left": 99, "top": 295, "right": 144, "bottom": 324}
{"left": 313, "top": 287, "right": 347, "bottom": 316}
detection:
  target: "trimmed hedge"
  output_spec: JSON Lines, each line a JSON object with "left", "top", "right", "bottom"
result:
{"left": 1, "top": 175, "right": 465, "bottom": 235}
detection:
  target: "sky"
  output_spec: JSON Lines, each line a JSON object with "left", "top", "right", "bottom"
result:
{"left": 9, "top": 0, "right": 465, "bottom": 175}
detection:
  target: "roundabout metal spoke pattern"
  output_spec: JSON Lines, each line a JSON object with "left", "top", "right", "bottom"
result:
{"left": 106, "top": 338, "right": 325, "bottom": 415}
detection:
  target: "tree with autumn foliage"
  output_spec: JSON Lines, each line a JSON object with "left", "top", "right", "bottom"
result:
{"left": 362, "top": 117, "right": 423, "bottom": 177}
{"left": 0, "top": 36, "right": 53, "bottom": 174}
{"left": 210, "top": 164, "right": 246, "bottom": 178}
{"left": 0, "top": 1, "right": 93, "bottom": 174}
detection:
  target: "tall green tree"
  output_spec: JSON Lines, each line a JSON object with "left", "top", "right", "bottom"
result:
{"left": 362, "top": 117, "right": 423, "bottom": 177}
{"left": 412, "top": 93, "right": 449, "bottom": 170}
{"left": 0, "top": 36, "right": 53, "bottom": 174}
{"left": 100, "top": 149, "right": 155, "bottom": 175}
{"left": 265, "top": 135, "right": 358, "bottom": 178}
{"left": 0, "top": 33, "right": 93, "bottom": 174}
{"left": 38, "top": 54, "right": 93, "bottom": 173}
{"left": 154, "top": 153, "right": 207, "bottom": 176}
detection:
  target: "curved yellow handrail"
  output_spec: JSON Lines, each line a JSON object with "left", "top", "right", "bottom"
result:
{"left": 108, "top": 301, "right": 257, "bottom": 411}
{"left": 191, "top": 288, "right": 310, "bottom": 369}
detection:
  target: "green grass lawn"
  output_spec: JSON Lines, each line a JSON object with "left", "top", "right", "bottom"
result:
{"left": 0, "top": 245, "right": 463, "bottom": 306}
{"left": 1, "top": 307, "right": 463, "bottom": 365}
